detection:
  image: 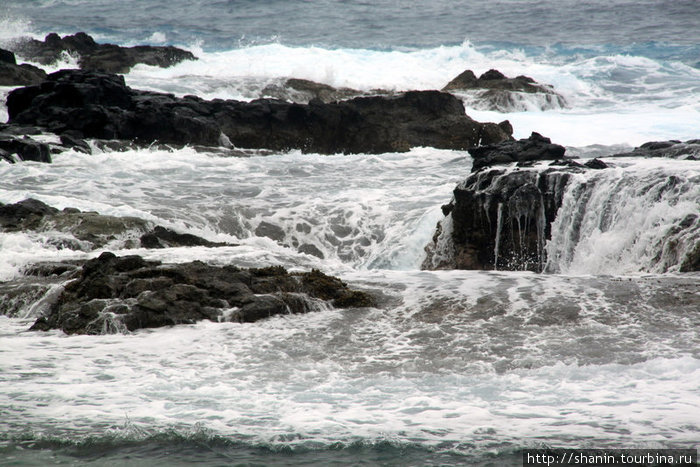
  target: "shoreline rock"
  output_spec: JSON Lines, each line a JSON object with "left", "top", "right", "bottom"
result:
{"left": 0, "top": 198, "right": 233, "bottom": 251}
{"left": 468, "top": 132, "right": 567, "bottom": 172}
{"left": 8, "top": 32, "right": 196, "bottom": 74}
{"left": 422, "top": 135, "right": 700, "bottom": 272}
{"left": 423, "top": 165, "right": 575, "bottom": 272}
{"left": 442, "top": 68, "right": 567, "bottom": 112}
{"left": 6, "top": 69, "right": 513, "bottom": 155}
{"left": 260, "top": 78, "right": 376, "bottom": 104}
{"left": 0, "top": 48, "right": 47, "bottom": 86}
{"left": 29, "top": 252, "right": 374, "bottom": 334}
{"left": 0, "top": 130, "right": 52, "bottom": 163}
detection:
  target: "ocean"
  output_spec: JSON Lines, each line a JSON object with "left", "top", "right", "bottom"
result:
{"left": 1, "top": 1, "right": 699, "bottom": 465}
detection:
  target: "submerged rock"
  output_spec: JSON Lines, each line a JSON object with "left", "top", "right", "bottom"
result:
{"left": 8, "top": 32, "right": 196, "bottom": 73}
{"left": 0, "top": 131, "right": 52, "bottom": 163}
{"left": 0, "top": 199, "right": 228, "bottom": 251}
{"left": 611, "top": 139, "right": 700, "bottom": 160}
{"left": 0, "top": 48, "right": 47, "bottom": 86}
{"left": 7, "top": 69, "right": 512, "bottom": 155}
{"left": 140, "top": 225, "right": 234, "bottom": 249}
{"left": 0, "top": 124, "right": 93, "bottom": 161}
{"left": 442, "top": 68, "right": 567, "bottom": 111}
{"left": 29, "top": 252, "right": 374, "bottom": 334}
{"left": 260, "top": 78, "right": 376, "bottom": 104}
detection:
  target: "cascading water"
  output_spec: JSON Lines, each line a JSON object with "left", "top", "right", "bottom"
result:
{"left": 545, "top": 159, "right": 700, "bottom": 274}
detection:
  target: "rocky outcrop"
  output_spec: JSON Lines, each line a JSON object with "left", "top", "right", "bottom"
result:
{"left": 423, "top": 136, "right": 700, "bottom": 273}
{"left": 140, "top": 225, "right": 233, "bottom": 249}
{"left": 442, "top": 68, "right": 567, "bottom": 111}
{"left": 8, "top": 32, "right": 196, "bottom": 73}
{"left": 468, "top": 132, "right": 567, "bottom": 172}
{"left": 611, "top": 139, "right": 700, "bottom": 160}
{"left": 6, "top": 69, "right": 512, "bottom": 154}
{"left": 423, "top": 133, "right": 596, "bottom": 271}
{"left": 29, "top": 252, "right": 374, "bottom": 334}
{"left": 0, "top": 48, "right": 47, "bottom": 86}
{"left": 0, "top": 198, "right": 229, "bottom": 251}
{"left": 0, "top": 123, "right": 95, "bottom": 163}
{"left": 423, "top": 165, "right": 576, "bottom": 272}
{"left": 261, "top": 78, "right": 374, "bottom": 104}
{"left": 0, "top": 131, "right": 52, "bottom": 163}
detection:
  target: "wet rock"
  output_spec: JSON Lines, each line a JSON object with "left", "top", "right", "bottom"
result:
{"left": 0, "top": 277, "right": 63, "bottom": 318}
{"left": 7, "top": 69, "right": 512, "bottom": 154}
{"left": 0, "top": 198, "right": 60, "bottom": 230}
{"left": 583, "top": 158, "right": 609, "bottom": 169}
{"left": 140, "top": 225, "right": 234, "bottom": 249}
{"left": 422, "top": 134, "right": 595, "bottom": 272}
{"left": 468, "top": 132, "right": 567, "bottom": 172}
{"left": 442, "top": 68, "right": 567, "bottom": 111}
{"left": 29, "top": 252, "right": 374, "bottom": 334}
{"left": 1, "top": 199, "right": 235, "bottom": 251}
{"left": 0, "top": 48, "right": 16, "bottom": 64}
{"left": 254, "top": 221, "right": 286, "bottom": 242}
{"left": 422, "top": 166, "right": 576, "bottom": 272}
{"left": 298, "top": 243, "right": 325, "bottom": 259}
{"left": 0, "top": 48, "right": 47, "bottom": 86}
{"left": 0, "top": 133, "right": 52, "bottom": 163}
{"left": 9, "top": 32, "right": 196, "bottom": 73}
{"left": 679, "top": 241, "right": 700, "bottom": 272}
{"left": 261, "top": 78, "right": 376, "bottom": 104}
{"left": 59, "top": 132, "right": 91, "bottom": 154}
{"left": 423, "top": 134, "right": 700, "bottom": 272}
{"left": 611, "top": 140, "right": 700, "bottom": 160}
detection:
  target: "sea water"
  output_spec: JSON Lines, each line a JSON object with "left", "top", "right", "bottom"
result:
{"left": 1, "top": 1, "right": 699, "bottom": 465}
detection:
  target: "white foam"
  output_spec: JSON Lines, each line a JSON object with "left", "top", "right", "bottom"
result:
{"left": 1, "top": 270, "right": 698, "bottom": 451}
{"left": 546, "top": 158, "right": 700, "bottom": 274}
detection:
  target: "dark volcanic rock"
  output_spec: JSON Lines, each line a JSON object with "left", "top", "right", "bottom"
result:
{"left": 29, "top": 252, "right": 374, "bottom": 334}
{"left": 140, "top": 225, "right": 234, "bottom": 249}
{"left": 9, "top": 32, "right": 196, "bottom": 73}
{"left": 423, "top": 135, "right": 700, "bottom": 273}
{"left": 0, "top": 133, "right": 52, "bottom": 163}
{"left": 422, "top": 166, "right": 576, "bottom": 272}
{"left": 0, "top": 199, "right": 227, "bottom": 251}
{"left": 611, "top": 140, "right": 700, "bottom": 160}
{"left": 0, "top": 48, "right": 47, "bottom": 86}
{"left": 7, "top": 69, "right": 512, "bottom": 154}
{"left": 0, "top": 198, "right": 150, "bottom": 249}
{"left": 261, "top": 78, "right": 374, "bottom": 104}
{"left": 0, "top": 198, "right": 59, "bottom": 230}
{"left": 468, "top": 132, "right": 567, "bottom": 172}
{"left": 442, "top": 68, "right": 567, "bottom": 111}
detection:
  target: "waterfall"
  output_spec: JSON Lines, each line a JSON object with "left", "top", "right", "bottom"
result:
{"left": 545, "top": 162, "right": 700, "bottom": 274}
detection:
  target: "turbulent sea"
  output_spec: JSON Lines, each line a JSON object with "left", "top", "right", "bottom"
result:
{"left": 1, "top": 1, "right": 699, "bottom": 465}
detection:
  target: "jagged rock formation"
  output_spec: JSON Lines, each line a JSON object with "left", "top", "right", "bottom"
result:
{"left": 0, "top": 48, "right": 47, "bottom": 86}
{"left": 8, "top": 32, "right": 196, "bottom": 73}
{"left": 6, "top": 69, "right": 512, "bottom": 154}
{"left": 442, "top": 68, "right": 567, "bottom": 111}
{"left": 29, "top": 252, "right": 374, "bottom": 334}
